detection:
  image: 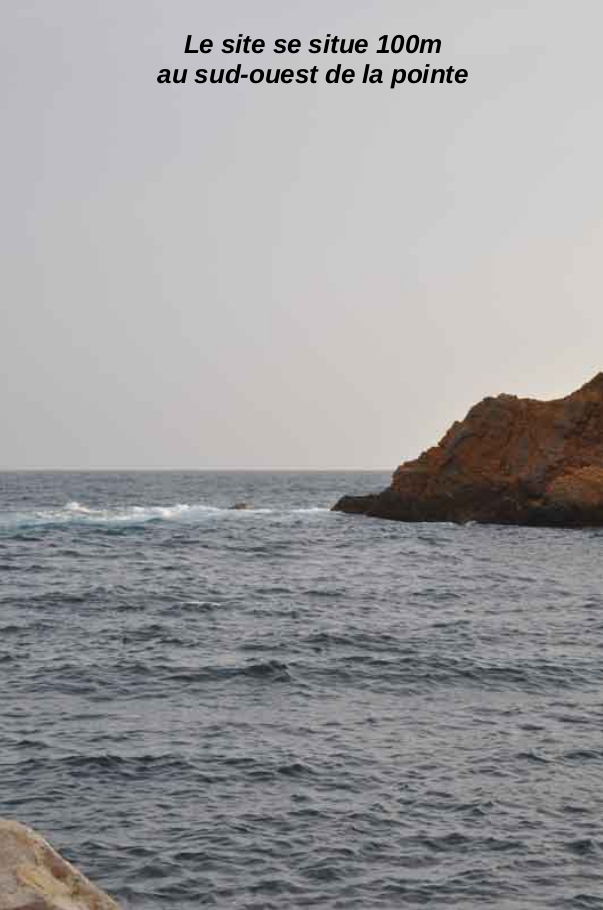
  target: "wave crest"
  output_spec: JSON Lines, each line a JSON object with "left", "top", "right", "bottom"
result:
{"left": 0, "top": 501, "right": 330, "bottom": 531}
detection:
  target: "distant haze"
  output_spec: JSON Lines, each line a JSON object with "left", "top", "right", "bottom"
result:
{"left": 3, "top": 0, "right": 603, "bottom": 469}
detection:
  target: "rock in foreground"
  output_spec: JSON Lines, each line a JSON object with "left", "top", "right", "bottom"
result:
{"left": 333, "top": 374, "right": 603, "bottom": 527}
{"left": 0, "top": 819, "right": 121, "bottom": 910}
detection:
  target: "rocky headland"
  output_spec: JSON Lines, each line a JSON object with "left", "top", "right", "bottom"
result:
{"left": 0, "top": 819, "right": 120, "bottom": 910}
{"left": 333, "top": 374, "right": 603, "bottom": 527}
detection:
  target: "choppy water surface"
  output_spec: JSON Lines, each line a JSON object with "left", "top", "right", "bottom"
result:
{"left": 2, "top": 471, "right": 603, "bottom": 909}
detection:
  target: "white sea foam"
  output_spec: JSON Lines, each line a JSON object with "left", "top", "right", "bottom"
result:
{"left": 61, "top": 501, "right": 223, "bottom": 523}
{"left": 0, "top": 501, "right": 331, "bottom": 530}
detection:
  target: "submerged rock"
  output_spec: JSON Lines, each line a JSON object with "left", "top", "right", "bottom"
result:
{"left": 333, "top": 374, "right": 603, "bottom": 527}
{"left": 0, "top": 819, "right": 120, "bottom": 910}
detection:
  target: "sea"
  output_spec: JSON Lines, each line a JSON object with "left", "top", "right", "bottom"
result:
{"left": 1, "top": 471, "right": 603, "bottom": 909}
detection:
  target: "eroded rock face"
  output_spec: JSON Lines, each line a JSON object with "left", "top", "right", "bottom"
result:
{"left": 333, "top": 374, "right": 603, "bottom": 527}
{"left": 0, "top": 820, "right": 121, "bottom": 910}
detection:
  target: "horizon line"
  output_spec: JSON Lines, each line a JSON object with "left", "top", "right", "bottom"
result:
{"left": 0, "top": 467, "right": 392, "bottom": 474}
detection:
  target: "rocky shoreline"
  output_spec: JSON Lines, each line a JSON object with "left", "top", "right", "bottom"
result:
{"left": 0, "top": 820, "right": 120, "bottom": 910}
{"left": 333, "top": 374, "right": 603, "bottom": 527}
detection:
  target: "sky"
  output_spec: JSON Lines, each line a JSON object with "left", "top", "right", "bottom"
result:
{"left": 2, "top": 0, "right": 603, "bottom": 469}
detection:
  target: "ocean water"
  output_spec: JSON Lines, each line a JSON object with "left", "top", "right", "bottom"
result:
{"left": 1, "top": 471, "right": 603, "bottom": 909}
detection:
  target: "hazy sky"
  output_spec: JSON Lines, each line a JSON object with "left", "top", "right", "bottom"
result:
{"left": 2, "top": 0, "right": 603, "bottom": 469}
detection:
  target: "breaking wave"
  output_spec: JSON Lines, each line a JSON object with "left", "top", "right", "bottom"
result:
{"left": 0, "top": 501, "right": 330, "bottom": 531}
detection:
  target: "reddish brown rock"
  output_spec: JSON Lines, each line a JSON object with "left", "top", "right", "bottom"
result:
{"left": 0, "top": 819, "right": 121, "bottom": 910}
{"left": 333, "top": 374, "right": 603, "bottom": 527}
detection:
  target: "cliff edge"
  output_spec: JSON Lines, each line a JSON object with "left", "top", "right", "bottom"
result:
{"left": 333, "top": 374, "right": 603, "bottom": 527}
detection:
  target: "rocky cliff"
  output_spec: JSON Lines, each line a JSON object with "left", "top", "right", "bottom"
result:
{"left": 333, "top": 374, "right": 603, "bottom": 527}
